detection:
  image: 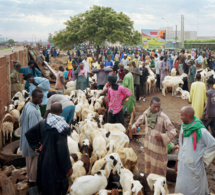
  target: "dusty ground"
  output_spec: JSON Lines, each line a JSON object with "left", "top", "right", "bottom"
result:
{"left": 0, "top": 46, "right": 24, "bottom": 57}
{"left": 126, "top": 92, "right": 215, "bottom": 193}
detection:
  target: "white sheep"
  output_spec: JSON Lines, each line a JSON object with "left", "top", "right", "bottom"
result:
{"left": 8, "top": 104, "right": 20, "bottom": 126}
{"left": 104, "top": 123, "right": 126, "bottom": 133}
{"left": 170, "top": 68, "right": 177, "bottom": 76}
{"left": 176, "top": 87, "right": 190, "bottom": 100}
{"left": 105, "top": 131, "right": 129, "bottom": 148}
{"left": 71, "top": 130, "right": 80, "bottom": 143}
{"left": 147, "top": 173, "right": 169, "bottom": 195}
{"left": 131, "top": 180, "right": 143, "bottom": 195}
{"left": 67, "top": 136, "right": 80, "bottom": 154}
{"left": 14, "top": 100, "right": 25, "bottom": 112}
{"left": 162, "top": 73, "right": 188, "bottom": 96}
{"left": 70, "top": 160, "right": 86, "bottom": 184}
{"left": 12, "top": 91, "right": 25, "bottom": 102}
{"left": 2, "top": 113, "right": 14, "bottom": 145}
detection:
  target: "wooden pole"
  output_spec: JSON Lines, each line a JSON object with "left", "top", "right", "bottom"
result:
{"left": 5, "top": 55, "right": 11, "bottom": 104}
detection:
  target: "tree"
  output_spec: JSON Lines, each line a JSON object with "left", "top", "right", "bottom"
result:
{"left": 48, "top": 33, "right": 53, "bottom": 43}
{"left": 8, "top": 39, "right": 15, "bottom": 44}
{"left": 53, "top": 5, "right": 141, "bottom": 56}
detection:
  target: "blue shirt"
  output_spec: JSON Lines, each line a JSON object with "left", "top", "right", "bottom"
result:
{"left": 105, "top": 60, "right": 113, "bottom": 67}
{"left": 111, "top": 54, "right": 114, "bottom": 61}
{"left": 30, "top": 77, "right": 50, "bottom": 105}
{"left": 168, "top": 57, "right": 174, "bottom": 69}
{"left": 64, "top": 70, "right": 69, "bottom": 79}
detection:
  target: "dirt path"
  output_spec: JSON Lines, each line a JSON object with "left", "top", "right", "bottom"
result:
{"left": 0, "top": 46, "right": 24, "bottom": 57}
{"left": 127, "top": 92, "right": 215, "bottom": 193}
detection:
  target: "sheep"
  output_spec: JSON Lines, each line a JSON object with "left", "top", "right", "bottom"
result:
{"left": 71, "top": 130, "right": 80, "bottom": 143}
{"left": 105, "top": 131, "right": 129, "bottom": 148}
{"left": 104, "top": 123, "right": 126, "bottom": 133}
{"left": 8, "top": 105, "right": 20, "bottom": 127}
{"left": 146, "top": 174, "right": 169, "bottom": 195}
{"left": 175, "top": 87, "right": 190, "bottom": 100}
{"left": 117, "top": 148, "right": 138, "bottom": 173}
{"left": 162, "top": 73, "right": 188, "bottom": 96}
{"left": 67, "top": 136, "right": 80, "bottom": 154}
{"left": 89, "top": 97, "right": 95, "bottom": 112}
{"left": 81, "top": 108, "right": 99, "bottom": 121}
{"left": 91, "top": 158, "right": 105, "bottom": 175}
{"left": 98, "top": 107, "right": 107, "bottom": 123}
{"left": 70, "top": 154, "right": 117, "bottom": 195}
{"left": 97, "top": 115, "right": 104, "bottom": 128}
{"left": 131, "top": 180, "right": 143, "bottom": 195}
{"left": 70, "top": 160, "right": 86, "bottom": 184}
{"left": 2, "top": 115, "right": 14, "bottom": 145}
{"left": 94, "top": 101, "right": 102, "bottom": 112}
{"left": 14, "top": 100, "right": 25, "bottom": 113}
{"left": 170, "top": 68, "right": 177, "bottom": 76}
{"left": 133, "top": 173, "right": 151, "bottom": 195}
{"left": 66, "top": 80, "right": 76, "bottom": 90}
{"left": 145, "top": 65, "right": 156, "bottom": 94}
{"left": 80, "top": 139, "right": 92, "bottom": 157}
{"left": 106, "top": 140, "right": 121, "bottom": 153}
{"left": 117, "top": 167, "right": 134, "bottom": 194}
{"left": 12, "top": 91, "right": 25, "bottom": 102}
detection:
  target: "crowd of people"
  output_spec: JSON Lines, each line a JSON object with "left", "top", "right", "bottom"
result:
{"left": 9, "top": 44, "right": 215, "bottom": 195}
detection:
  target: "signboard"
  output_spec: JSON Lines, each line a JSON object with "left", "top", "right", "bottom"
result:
{"left": 141, "top": 29, "right": 166, "bottom": 49}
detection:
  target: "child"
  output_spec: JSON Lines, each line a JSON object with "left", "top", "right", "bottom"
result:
{"left": 64, "top": 67, "right": 69, "bottom": 81}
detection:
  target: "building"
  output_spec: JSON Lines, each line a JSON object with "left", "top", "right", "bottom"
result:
{"left": 0, "top": 37, "right": 6, "bottom": 42}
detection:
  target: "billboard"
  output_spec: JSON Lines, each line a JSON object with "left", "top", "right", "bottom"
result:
{"left": 141, "top": 29, "right": 166, "bottom": 49}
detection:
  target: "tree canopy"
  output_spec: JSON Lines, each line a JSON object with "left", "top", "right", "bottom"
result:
{"left": 53, "top": 5, "right": 141, "bottom": 50}
{"left": 8, "top": 39, "right": 15, "bottom": 44}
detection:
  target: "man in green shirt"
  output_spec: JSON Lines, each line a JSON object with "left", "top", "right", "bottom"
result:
{"left": 150, "top": 56, "right": 155, "bottom": 69}
{"left": 202, "top": 53, "right": 208, "bottom": 69}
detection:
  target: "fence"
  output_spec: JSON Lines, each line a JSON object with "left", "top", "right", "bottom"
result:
{"left": 0, "top": 48, "right": 28, "bottom": 148}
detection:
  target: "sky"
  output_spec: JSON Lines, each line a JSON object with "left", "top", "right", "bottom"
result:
{"left": 1, "top": 0, "right": 215, "bottom": 42}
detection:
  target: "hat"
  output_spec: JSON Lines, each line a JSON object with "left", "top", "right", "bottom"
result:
{"left": 124, "top": 66, "right": 130, "bottom": 71}
{"left": 127, "top": 56, "right": 131, "bottom": 60}
{"left": 124, "top": 54, "right": 127, "bottom": 57}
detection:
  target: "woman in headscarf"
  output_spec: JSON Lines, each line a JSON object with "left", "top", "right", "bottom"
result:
{"left": 74, "top": 62, "right": 89, "bottom": 90}
{"left": 10, "top": 62, "right": 23, "bottom": 97}
{"left": 19, "top": 60, "right": 42, "bottom": 92}
{"left": 106, "top": 75, "right": 132, "bottom": 125}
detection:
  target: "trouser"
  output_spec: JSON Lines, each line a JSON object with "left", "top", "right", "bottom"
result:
{"left": 202, "top": 117, "right": 215, "bottom": 137}
{"left": 179, "top": 64, "right": 184, "bottom": 75}
{"left": 39, "top": 105, "right": 47, "bottom": 118}
{"left": 134, "top": 84, "right": 140, "bottom": 100}
{"left": 56, "top": 88, "right": 64, "bottom": 94}
{"left": 68, "top": 69, "right": 73, "bottom": 79}
{"left": 108, "top": 109, "right": 124, "bottom": 125}
{"left": 156, "top": 74, "right": 160, "bottom": 89}
{"left": 61, "top": 105, "right": 75, "bottom": 124}
{"left": 98, "top": 85, "right": 104, "bottom": 90}
{"left": 26, "top": 156, "right": 38, "bottom": 182}
{"left": 140, "top": 82, "right": 147, "bottom": 97}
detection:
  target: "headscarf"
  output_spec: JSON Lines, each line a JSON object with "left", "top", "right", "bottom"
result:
{"left": 28, "top": 60, "right": 36, "bottom": 76}
{"left": 182, "top": 116, "right": 205, "bottom": 151}
{"left": 108, "top": 75, "right": 119, "bottom": 90}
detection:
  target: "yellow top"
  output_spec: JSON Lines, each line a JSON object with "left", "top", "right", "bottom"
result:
{"left": 68, "top": 60, "right": 73, "bottom": 69}
{"left": 87, "top": 57, "right": 93, "bottom": 68}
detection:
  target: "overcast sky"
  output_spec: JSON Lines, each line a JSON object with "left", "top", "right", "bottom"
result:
{"left": 1, "top": 0, "right": 215, "bottom": 42}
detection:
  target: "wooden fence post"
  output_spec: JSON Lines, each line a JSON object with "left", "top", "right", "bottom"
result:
{"left": 5, "top": 55, "right": 11, "bottom": 104}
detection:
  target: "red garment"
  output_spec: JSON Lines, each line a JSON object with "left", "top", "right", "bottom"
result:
{"left": 68, "top": 69, "right": 73, "bottom": 79}
{"left": 174, "top": 60, "right": 179, "bottom": 69}
{"left": 118, "top": 70, "right": 125, "bottom": 80}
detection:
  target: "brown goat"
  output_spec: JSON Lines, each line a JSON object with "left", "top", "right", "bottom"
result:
{"left": 80, "top": 154, "right": 90, "bottom": 174}
{"left": 98, "top": 107, "right": 107, "bottom": 123}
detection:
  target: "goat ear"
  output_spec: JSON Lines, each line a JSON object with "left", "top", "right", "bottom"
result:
{"left": 110, "top": 155, "right": 114, "bottom": 160}
{"left": 106, "top": 132, "right": 111, "bottom": 138}
{"left": 113, "top": 159, "right": 117, "bottom": 166}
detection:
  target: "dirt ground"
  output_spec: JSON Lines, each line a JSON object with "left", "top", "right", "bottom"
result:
{"left": 127, "top": 92, "right": 215, "bottom": 193}
{"left": 0, "top": 46, "right": 24, "bottom": 57}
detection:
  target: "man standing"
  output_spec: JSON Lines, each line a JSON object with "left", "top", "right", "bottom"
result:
{"left": 67, "top": 56, "right": 73, "bottom": 79}
{"left": 24, "top": 73, "right": 50, "bottom": 117}
{"left": 131, "top": 61, "right": 141, "bottom": 101}
{"left": 131, "top": 97, "right": 176, "bottom": 176}
{"left": 207, "top": 54, "right": 214, "bottom": 70}
{"left": 19, "top": 89, "right": 43, "bottom": 186}
{"left": 92, "top": 62, "right": 112, "bottom": 89}
{"left": 160, "top": 56, "right": 171, "bottom": 88}
{"left": 140, "top": 62, "right": 149, "bottom": 101}
{"left": 122, "top": 66, "right": 136, "bottom": 114}
{"left": 26, "top": 103, "right": 73, "bottom": 195}
{"left": 202, "top": 53, "right": 208, "bottom": 69}
{"left": 175, "top": 106, "right": 215, "bottom": 195}
{"left": 55, "top": 66, "right": 67, "bottom": 94}
{"left": 178, "top": 49, "right": 186, "bottom": 75}
{"left": 82, "top": 55, "right": 90, "bottom": 73}
{"left": 10, "top": 62, "right": 22, "bottom": 97}
{"left": 104, "top": 56, "right": 113, "bottom": 67}
{"left": 121, "top": 54, "right": 129, "bottom": 67}
{"left": 189, "top": 73, "right": 207, "bottom": 119}
{"left": 107, "top": 75, "right": 132, "bottom": 125}
{"left": 187, "top": 59, "right": 196, "bottom": 91}
{"left": 117, "top": 64, "right": 125, "bottom": 86}
{"left": 167, "top": 55, "right": 173, "bottom": 69}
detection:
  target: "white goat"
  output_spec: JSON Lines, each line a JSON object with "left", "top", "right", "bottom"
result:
{"left": 176, "top": 87, "right": 190, "bottom": 100}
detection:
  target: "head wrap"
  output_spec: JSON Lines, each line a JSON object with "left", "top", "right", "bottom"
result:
{"left": 108, "top": 75, "right": 119, "bottom": 90}
{"left": 28, "top": 60, "right": 35, "bottom": 66}
{"left": 14, "top": 62, "right": 21, "bottom": 69}
{"left": 124, "top": 66, "right": 130, "bottom": 71}
{"left": 24, "top": 73, "right": 33, "bottom": 80}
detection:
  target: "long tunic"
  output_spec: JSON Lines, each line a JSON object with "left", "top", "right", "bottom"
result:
{"left": 19, "top": 66, "right": 42, "bottom": 91}
{"left": 122, "top": 72, "right": 136, "bottom": 114}
{"left": 160, "top": 60, "right": 171, "bottom": 87}
{"left": 175, "top": 127, "right": 215, "bottom": 195}
{"left": 133, "top": 111, "right": 176, "bottom": 176}
{"left": 10, "top": 69, "right": 22, "bottom": 97}
{"left": 189, "top": 81, "right": 207, "bottom": 119}
{"left": 74, "top": 67, "right": 89, "bottom": 90}
{"left": 25, "top": 119, "right": 72, "bottom": 195}
{"left": 19, "top": 102, "right": 41, "bottom": 158}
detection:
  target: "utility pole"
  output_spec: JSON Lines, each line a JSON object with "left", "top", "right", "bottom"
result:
{"left": 181, "top": 15, "right": 184, "bottom": 49}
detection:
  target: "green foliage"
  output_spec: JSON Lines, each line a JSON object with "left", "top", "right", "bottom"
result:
{"left": 53, "top": 5, "right": 141, "bottom": 50}
{"left": 48, "top": 33, "right": 53, "bottom": 43}
{"left": 185, "top": 39, "right": 215, "bottom": 43}
{"left": 8, "top": 39, "right": 15, "bottom": 44}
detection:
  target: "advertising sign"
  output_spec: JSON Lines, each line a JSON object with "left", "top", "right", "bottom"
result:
{"left": 141, "top": 29, "right": 166, "bottom": 49}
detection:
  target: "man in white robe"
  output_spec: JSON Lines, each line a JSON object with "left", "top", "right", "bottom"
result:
{"left": 175, "top": 106, "right": 215, "bottom": 195}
